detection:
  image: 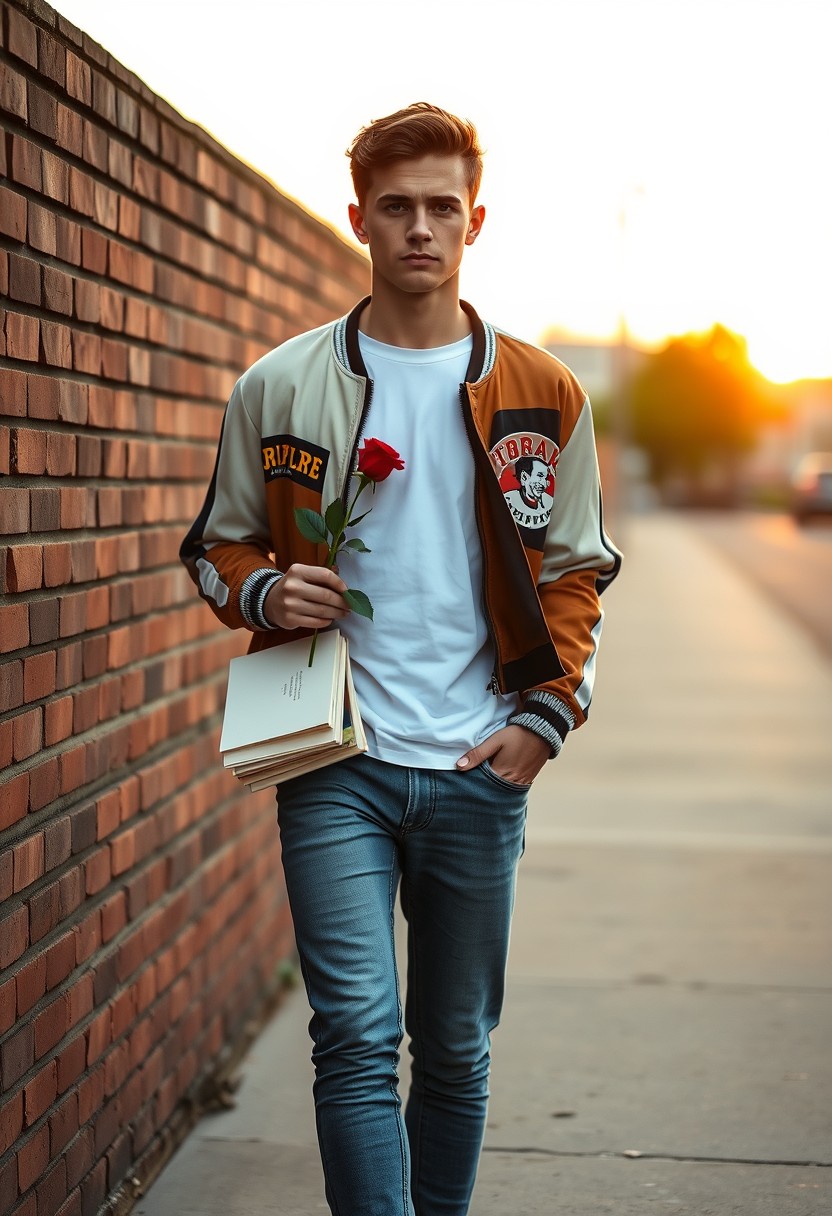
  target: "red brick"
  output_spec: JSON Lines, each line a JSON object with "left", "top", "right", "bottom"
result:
{"left": 56, "top": 214, "right": 82, "bottom": 263}
{"left": 0, "top": 660, "right": 24, "bottom": 713}
{"left": 29, "top": 757, "right": 60, "bottom": 814}
{"left": 0, "top": 60, "right": 27, "bottom": 119}
{"left": 73, "top": 910, "right": 102, "bottom": 964}
{"left": 28, "top": 203, "right": 57, "bottom": 257}
{"left": 72, "top": 685, "right": 98, "bottom": 734}
{"left": 42, "top": 543, "right": 72, "bottom": 588}
{"left": 100, "top": 337, "right": 128, "bottom": 381}
{"left": 56, "top": 1187, "right": 82, "bottom": 1216}
{"left": 8, "top": 252, "right": 41, "bottom": 305}
{"left": 3, "top": 1022, "right": 35, "bottom": 1102}
{"left": 38, "top": 30, "right": 67, "bottom": 89}
{"left": 41, "top": 150, "right": 70, "bottom": 206}
{"left": 6, "top": 544, "right": 42, "bottom": 591}
{"left": 46, "top": 432, "right": 76, "bottom": 477}
{"left": 77, "top": 1066, "right": 105, "bottom": 1126}
{"left": 24, "top": 1060, "right": 58, "bottom": 1126}
{"left": 23, "top": 650, "right": 56, "bottom": 702}
{"left": 110, "top": 828, "right": 137, "bottom": 876}
{"left": 80, "top": 228, "right": 107, "bottom": 275}
{"left": 59, "top": 869, "right": 84, "bottom": 923}
{"left": 56, "top": 103, "right": 83, "bottom": 159}
{"left": 29, "top": 879, "right": 62, "bottom": 944}
{"left": 66, "top": 51, "right": 92, "bottom": 102}
{"left": 44, "top": 816, "right": 72, "bottom": 871}
{"left": 29, "top": 596, "right": 59, "bottom": 647}
{"left": 44, "top": 697, "right": 73, "bottom": 746}
{"left": 0, "top": 904, "right": 29, "bottom": 971}
{"left": 0, "top": 973, "right": 14, "bottom": 1034}
{"left": 0, "top": 487, "right": 30, "bottom": 534}
{"left": 59, "top": 487, "right": 92, "bottom": 531}
{"left": 0, "top": 187, "right": 27, "bottom": 241}
{"left": 71, "top": 331, "right": 101, "bottom": 375}
{"left": 37, "top": 1158, "right": 68, "bottom": 1216}
{"left": 45, "top": 933, "right": 76, "bottom": 990}
{"left": 99, "top": 286, "right": 124, "bottom": 331}
{"left": 100, "top": 891, "right": 127, "bottom": 942}
{"left": 12, "top": 707, "right": 42, "bottom": 764}
{"left": 42, "top": 266, "right": 73, "bottom": 315}
{"left": 56, "top": 1036, "right": 86, "bottom": 1094}
{"left": 41, "top": 321, "right": 73, "bottom": 369}
{"left": 5, "top": 312, "right": 40, "bottom": 361}
{"left": 0, "top": 1091, "right": 24, "bottom": 1157}
{"left": 0, "top": 603, "right": 30, "bottom": 652}
{"left": 74, "top": 279, "right": 100, "bottom": 323}
{"left": 58, "top": 380, "right": 88, "bottom": 425}
{"left": 7, "top": 7, "right": 38, "bottom": 65}
{"left": 11, "top": 134, "right": 42, "bottom": 192}
{"left": 49, "top": 1092, "right": 78, "bottom": 1156}
{"left": 59, "top": 746, "right": 87, "bottom": 797}
{"left": 27, "top": 374, "right": 61, "bottom": 421}
{"left": 65, "top": 1127, "right": 93, "bottom": 1193}
{"left": 0, "top": 720, "right": 11, "bottom": 769}
{"left": 34, "top": 992, "right": 70, "bottom": 1059}
{"left": 68, "top": 166, "right": 94, "bottom": 218}
{"left": 84, "top": 848, "right": 111, "bottom": 896}
{"left": 17, "top": 1124, "right": 50, "bottom": 1193}
{"left": 10, "top": 427, "right": 47, "bottom": 475}
{"left": 15, "top": 953, "right": 47, "bottom": 1016}
{"left": 28, "top": 82, "right": 58, "bottom": 142}
{"left": 0, "top": 368, "right": 27, "bottom": 418}
{"left": 0, "top": 772, "right": 29, "bottom": 832}
{"left": 95, "top": 179, "right": 120, "bottom": 228}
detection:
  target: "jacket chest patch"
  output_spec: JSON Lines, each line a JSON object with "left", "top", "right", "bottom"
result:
{"left": 261, "top": 434, "right": 329, "bottom": 490}
{"left": 489, "top": 431, "right": 559, "bottom": 533}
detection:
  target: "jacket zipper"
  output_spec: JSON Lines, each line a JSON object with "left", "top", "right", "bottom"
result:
{"left": 341, "top": 376, "right": 375, "bottom": 507}
{"left": 458, "top": 384, "right": 503, "bottom": 695}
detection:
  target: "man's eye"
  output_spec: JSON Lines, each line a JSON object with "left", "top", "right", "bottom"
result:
{"left": 387, "top": 203, "right": 406, "bottom": 213}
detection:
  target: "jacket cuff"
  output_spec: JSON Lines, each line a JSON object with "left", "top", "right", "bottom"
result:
{"left": 239, "top": 569, "right": 284, "bottom": 630}
{"left": 508, "top": 691, "right": 576, "bottom": 758}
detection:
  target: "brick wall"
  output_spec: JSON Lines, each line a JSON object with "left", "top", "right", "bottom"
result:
{"left": 0, "top": 2, "right": 369, "bottom": 1213}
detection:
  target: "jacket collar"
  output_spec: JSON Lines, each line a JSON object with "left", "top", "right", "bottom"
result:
{"left": 336, "top": 296, "right": 497, "bottom": 384}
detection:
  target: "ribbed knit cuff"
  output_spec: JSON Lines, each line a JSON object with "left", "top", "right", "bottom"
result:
{"left": 508, "top": 692, "right": 576, "bottom": 758}
{"left": 239, "top": 569, "right": 284, "bottom": 631}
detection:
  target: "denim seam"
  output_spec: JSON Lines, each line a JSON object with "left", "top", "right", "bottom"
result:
{"left": 388, "top": 844, "right": 410, "bottom": 1214}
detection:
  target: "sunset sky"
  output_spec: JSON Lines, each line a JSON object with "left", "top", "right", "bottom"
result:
{"left": 56, "top": 0, "right": 832, "bottom": 384}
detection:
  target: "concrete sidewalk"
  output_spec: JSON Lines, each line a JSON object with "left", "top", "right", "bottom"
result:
{"left": 135, "top": 512, "right": 832, "bottom": 1215}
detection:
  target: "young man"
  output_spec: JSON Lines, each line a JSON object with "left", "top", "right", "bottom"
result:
{"left": 181, "top": 102, "right": 621, "bottom": 1216}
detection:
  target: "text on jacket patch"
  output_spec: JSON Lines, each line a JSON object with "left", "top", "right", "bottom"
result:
{"left": 261, "top": 434, "right": 329, "bottom": 490}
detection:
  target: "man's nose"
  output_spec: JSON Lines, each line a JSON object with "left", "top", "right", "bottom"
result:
{"left": 407, "top": 208, "right": 433, "bottom": 241}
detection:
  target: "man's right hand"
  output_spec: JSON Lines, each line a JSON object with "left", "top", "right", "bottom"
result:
{"left": 263, "top": 564, "right": 350, "bottom": 631}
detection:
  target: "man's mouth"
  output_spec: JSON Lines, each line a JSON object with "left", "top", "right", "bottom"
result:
{"left": 402, "top": 253, "right": 438, "bottom": 263}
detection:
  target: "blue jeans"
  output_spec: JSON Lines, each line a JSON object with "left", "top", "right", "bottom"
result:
{"left": 276, "top": 752, "right": 529, "bottom": 1216}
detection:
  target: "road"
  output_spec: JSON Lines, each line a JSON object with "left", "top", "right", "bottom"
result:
{"left": 684, "top": 510, "right": 832, "bottom": 659}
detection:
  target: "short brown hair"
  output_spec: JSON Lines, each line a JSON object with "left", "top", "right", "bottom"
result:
{"left": 347, "top": 102, "right": 484, "bottom": 205}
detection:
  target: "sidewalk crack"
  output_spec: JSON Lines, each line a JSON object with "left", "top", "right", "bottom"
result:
{"left": 482, "top": 1146, "right": 832, "bottom": 1168}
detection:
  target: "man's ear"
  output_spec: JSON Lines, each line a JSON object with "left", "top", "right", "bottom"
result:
{"left": 465, "top": 204, "right": 486, "bottom": 247}
{"left": 348, "top": 202, "right": 369, "bottom": 245}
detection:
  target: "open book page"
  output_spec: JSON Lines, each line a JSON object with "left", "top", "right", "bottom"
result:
{"left": 245, "top": 643, "right": 367, "bottom": 791}
{"left": 219, "top": 630, "right": 344, "bottom": 756}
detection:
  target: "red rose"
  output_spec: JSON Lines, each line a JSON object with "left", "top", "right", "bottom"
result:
{"left": 357, "top": 438, "right": 405, "bottom": 482}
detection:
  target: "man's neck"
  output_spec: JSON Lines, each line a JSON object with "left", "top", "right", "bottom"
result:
{"left": 359, "top": 279, "right": 471, "bottom": 349}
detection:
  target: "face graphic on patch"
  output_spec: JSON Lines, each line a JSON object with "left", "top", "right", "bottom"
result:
{"left": 489, "top": 431, "right": 558, "bottom": 535}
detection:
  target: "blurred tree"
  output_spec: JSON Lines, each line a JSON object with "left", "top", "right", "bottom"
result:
{"left": 629, "top": 326, "right": 767, "bottom": 502}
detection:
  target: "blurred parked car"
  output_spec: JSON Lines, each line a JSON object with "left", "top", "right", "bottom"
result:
{"left": 791, "top": 452, "right": 832, "bottom": 523}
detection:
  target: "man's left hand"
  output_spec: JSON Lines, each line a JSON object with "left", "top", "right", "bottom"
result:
{"left": 456, "top": 724, "right": 551, "bottom": 786}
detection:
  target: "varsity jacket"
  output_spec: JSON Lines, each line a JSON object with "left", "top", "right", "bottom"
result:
{"left": 180, "top": 298, "right": 622, "bottom": 756}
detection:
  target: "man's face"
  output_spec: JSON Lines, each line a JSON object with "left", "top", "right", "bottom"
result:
{"left": 521, "top": 461, "right": 549, "bottom": 503}
{"left": 348, "top": 154, "right": 484, "bottom": 297}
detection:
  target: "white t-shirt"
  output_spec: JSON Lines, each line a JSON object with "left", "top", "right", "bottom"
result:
{"left": 336, "top": 331, "right": 519, "bottom": 769}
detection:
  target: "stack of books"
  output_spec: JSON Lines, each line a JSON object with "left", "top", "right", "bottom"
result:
{"left": 219, "top": 630, "right": 366, "bottom": 790}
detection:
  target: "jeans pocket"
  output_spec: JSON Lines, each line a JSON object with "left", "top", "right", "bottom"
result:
{"left": 479, "top": 759, "right": 532, "bottom": 793}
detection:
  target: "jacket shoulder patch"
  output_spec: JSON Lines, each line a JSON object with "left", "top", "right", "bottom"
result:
{"left": 261, "top": 434, "right": 329, "bottom": 489}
